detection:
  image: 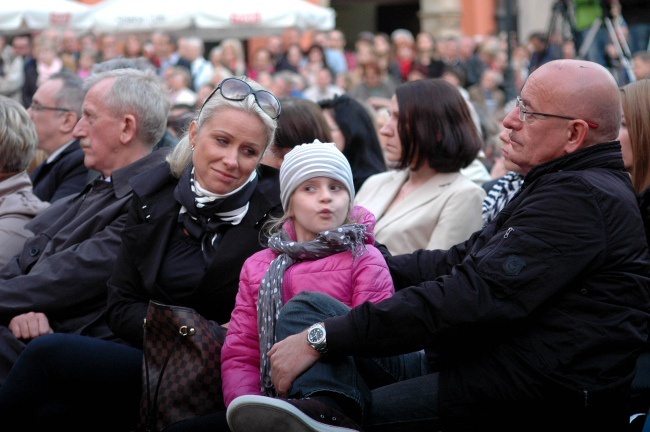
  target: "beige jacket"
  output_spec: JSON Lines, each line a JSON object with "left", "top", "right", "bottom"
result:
{"left": 355, "top": 169, "right": 485, "bottom": 255}
{"left": 0, "top": 172, "right": 49, "bottom": 267}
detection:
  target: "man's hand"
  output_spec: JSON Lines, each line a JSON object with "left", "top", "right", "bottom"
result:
{"left": 8, "top": 312, "right": 53, "bottom": 340}
{"left": 269, "top": 329, "right": 320, "bottom": 397}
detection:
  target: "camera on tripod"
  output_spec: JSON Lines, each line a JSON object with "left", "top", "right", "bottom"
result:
{"left": 598, "top": 0, "right": 613, "bottom": 19}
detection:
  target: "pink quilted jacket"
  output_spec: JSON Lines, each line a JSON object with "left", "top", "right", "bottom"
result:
{"left": 221, "top": 206, "right": 394, "bottom": 406}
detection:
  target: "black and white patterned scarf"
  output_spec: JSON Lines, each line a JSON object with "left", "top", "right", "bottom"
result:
{"left": 481, "top": 171, "right": 524, "bottom": 226}
{"left": 174, "top": 164, "right": 258, "bottom": 261}
{"left": 258, "top": 223, "right": 368, "bottom": 396}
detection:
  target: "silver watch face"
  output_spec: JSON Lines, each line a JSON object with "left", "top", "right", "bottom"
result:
{"left": 308, "top": 326, "right": 325, "bottom": 344}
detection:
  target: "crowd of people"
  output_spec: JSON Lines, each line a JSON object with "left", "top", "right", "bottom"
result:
{"left": 0, "top": 14, "right": 648, "bottom": 432}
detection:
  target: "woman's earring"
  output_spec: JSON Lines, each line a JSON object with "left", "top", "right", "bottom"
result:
{"left": 191, "top": 143, "right": 195, "bottom": 151}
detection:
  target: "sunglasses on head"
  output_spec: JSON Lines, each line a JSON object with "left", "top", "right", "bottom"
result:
{"left": 200, "top": 77, "right": 281, "bottom": 120}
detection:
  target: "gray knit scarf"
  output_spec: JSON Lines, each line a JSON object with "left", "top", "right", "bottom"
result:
{"left": 258, "top": 223, "right": 368, "bottom": 396}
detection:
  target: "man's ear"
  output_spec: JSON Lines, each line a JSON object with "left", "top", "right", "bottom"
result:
{"left": 564, "top": 120, "right": 590, "bottom": 154}
{"left": 120, "top": 114, "right": 137, "bottom": 145}
{"left": 60, "top": 112, "right": 80, "bottom": 134}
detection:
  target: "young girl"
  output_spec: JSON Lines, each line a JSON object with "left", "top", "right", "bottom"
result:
{"left": 221, "top": 140, "right": 394, "bottom": 409}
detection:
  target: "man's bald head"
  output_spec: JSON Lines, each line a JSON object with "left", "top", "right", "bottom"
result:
{"left": 527, "top": 60, "right": 621, "bottom": 144}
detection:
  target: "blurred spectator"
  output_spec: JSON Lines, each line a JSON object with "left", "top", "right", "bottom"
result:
{"left": 528, "top": 31, "right": 561, "bottom": 73}
{"left": 337, "top": 33, "right": 356, "bottom": 72}
{"left": 348, "top": 60, "right": 395, "bottom": 110}
{"left": 0, "top": 35, "right": 24, "bottom": 103}
{"left": 438, "top": 36, "right": 463, "bottom": 69}
{"left": 318, "top": 94, "right": 387, "bottom": 192}
{"left": 79, "top": 33, "right": 99, "bottom": 52}
{"left": 469, "top": 68, "right": 506, "bottom": 139}
{"left": 183, "top": 36, "right": 214, "bottom": 91}
{"left": 274, "top": 27, "right": 303, "bottom": 71}
{"left": 195, "top": 83, "right": 215, "bottom": 109}
{"left": 351, "top": 31, "right": 375, "bottom": 74}
{"left": 282, "top": 26, "right": 303, "bottom": 52}
{"left": 265, "top": 34, "right": 284, "bottom": 66}
{"left": 374, "top": 32, "right": 402, "bottom": 83}
{"left": 300, "top": 44, "right": 329, "bottom": 88}
{"left": 60, "top": 30, "right": 80, "bottom": 73}
{"left": 302, "top": 67, "right": 345, "bottom": 103}
{"left": 76, "top": 49, "right": 98, "bottom": 80}
{"left": 166, "top": 103, "right": 195, "bottom": 139}
{"left": 208, "top": 45, "right": 223, "bottom": 69}
{"left": 254, "top": 70, "right": 275, "bottom": 93}
{"left": 220, "top": 37, "right": 247, "bottom": 76}
{"left": 458, "top": 36, "right": 485, "bottom": 87}
{"left": 335, "top": 70, "right": 355, "bottom": 93}
{"left": 124, "top": 34, "right": 145, "bottom": 59}
{"left": 391, "top": 28, "right": 416, "bottom": 82}
{"left": 413, "top": 31, "right": 445, "bottom": 78}
{"left": 633, "top": 50, "right": 650, "bottom": 79}
{"left": 619, "top": 0, "right": 650, "bottom": 55}
{"left": 247, "top": 47, "right": 275, "bottom": 82}
{"left": 562, "top": 39, "right": 577, "bottom": 59}
{"left": 406, "top": 63, "right": 429, "bottom": 81}
{"left": 97, "top": 34, "right": 121, "bottom": 63}
{"left": 324, "top": 29, "right": 349, "bottom": 77}
{"left": 28, "top": 70, "right": 88, "bottom": 203}
{"left": 441, "top": 66, "right": 482, "bottom": 133}
{"left": 207, "top": 65, "right": 234, "bottom": 89}
{"left": 10, "top": 35, "right": 36, "bottom": 108}
{"left": 151, "top": 31, "right": 190, "bottom": 77}
{"left": 163, "top": 65, "right": 197, "bottom": 107}
{"left": 34, "top": 39, "right": 63, "bottom": 88}
{"left": 275, "top": 43, "right": 304, "bottom": 74}
{"left": 261, "top": 97, "right": 332, "bottom": 169}
{"left": 510, "top": 43, "right": 531, "bottom": 92}
{"left": 271, "top": 70, "right": 305, "bottom": 99}
{"left": 441, "top": 65, "right": 469, "bottom": 99}
{"left": 0, "top": 96, "right": 49, "bottom": 267}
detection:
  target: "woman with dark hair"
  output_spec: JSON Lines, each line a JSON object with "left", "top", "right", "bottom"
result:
{"left": 355, "top": 78, "right": 485, "bottom": 254}
{"left": 318, "top": 94, "right": 386, "bottom": 192}
{"left": 300, "top": 44, "right": 330, "bottom": 88}
{"left": 261, "top": 97, "right": 332, "bottom": 169}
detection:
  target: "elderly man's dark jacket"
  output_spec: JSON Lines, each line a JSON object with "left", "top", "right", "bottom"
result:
{"left": 105, "top": 162, "right": 282, "bottom": 347}
{"left": 327, "top": 141, "right": 650, "bottom": 430}
{"left": 0, "top": 149, "right": 168, "bottom": 385}
{"left": 30, "top": 139, "right": 88, "bottom": 203}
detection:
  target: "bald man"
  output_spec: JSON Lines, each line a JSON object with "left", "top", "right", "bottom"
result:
{"left": 226, "top": 60, "right": 650, "bottom": 432}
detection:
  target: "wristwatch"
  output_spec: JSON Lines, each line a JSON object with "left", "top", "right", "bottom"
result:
{"left": 307, "top": 322, "right": 328, "bottom": 355}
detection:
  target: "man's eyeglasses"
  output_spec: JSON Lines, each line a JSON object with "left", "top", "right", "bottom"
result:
{"left": 29, "top": 101, "right": 72, "bottom": 113}
{"left": 516, "top": 96, "right": 598, "bottom": 129}
{"left": 200, "top": 77, "right": 281, "bottom": 120}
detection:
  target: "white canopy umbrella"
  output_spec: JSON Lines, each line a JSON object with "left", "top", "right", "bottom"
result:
{"left": 87, "top": 0, "right": 195, "bottom": 34}
{"left": 84, "top": 0, "right": 335, "bottom": 40}
{"left": 0, "top": 0, "right": 92, "bottom": 33}
{"left": 193, "top": 0, "right": 336, "bottom": 39}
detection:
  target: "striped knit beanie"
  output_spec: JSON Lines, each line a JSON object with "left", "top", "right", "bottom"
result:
{"left": 279, "top": 139, "right": 354, "bottom": 211}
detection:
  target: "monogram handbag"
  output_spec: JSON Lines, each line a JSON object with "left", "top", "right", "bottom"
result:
{"left": 137, "top": 300, "right": 227, "bottom": 432}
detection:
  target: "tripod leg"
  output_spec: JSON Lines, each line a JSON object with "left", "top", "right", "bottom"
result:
{"left": 540, "top": 6, "right": 559, "bottom": 66}
{"left": 613, "top": 15, "right": 633, "bottom": 59}
{"left": 604, "top": 17, "right": 636, "bottom": 82}
{"left": 578, "top": 19, "right": 601, "bottom": 60}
